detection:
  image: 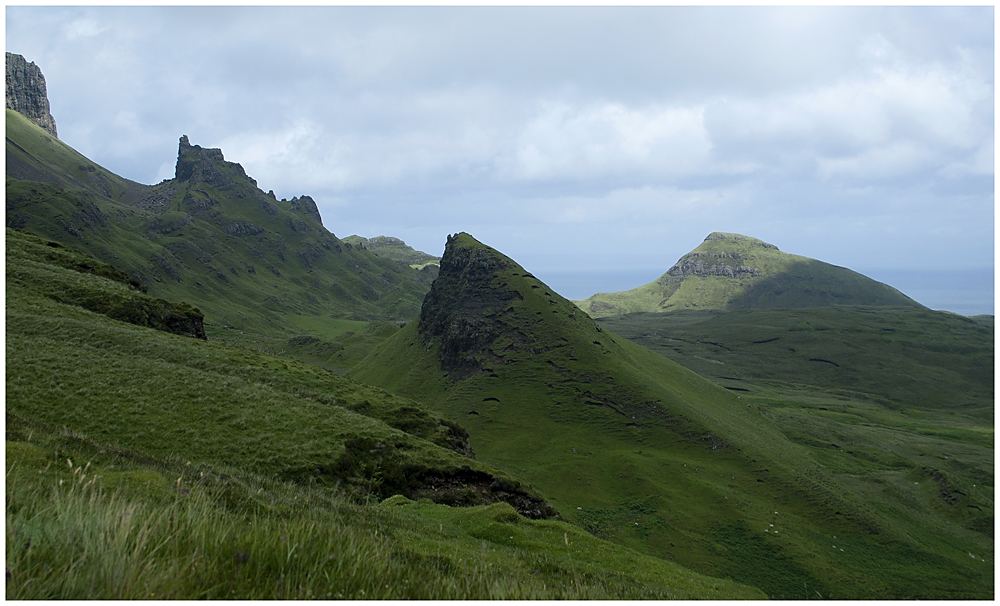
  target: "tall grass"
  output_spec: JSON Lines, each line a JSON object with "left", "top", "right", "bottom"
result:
{"left": 6, "top": 460, "right": 500, "bottom": 599}
{"left": 6, "top": 448, "right": 760, "bottom": 600}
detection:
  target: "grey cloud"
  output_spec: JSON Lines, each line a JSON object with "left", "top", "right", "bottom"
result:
{"left": 5, "top": 6, "right": 993, "bottom": 311}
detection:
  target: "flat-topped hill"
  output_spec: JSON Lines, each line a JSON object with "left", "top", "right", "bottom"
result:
{"left": 576, "top": 232, "right": 922, "bottom": 318}
{"left": 342, "top": 235, "right": 440, "bottom": 269}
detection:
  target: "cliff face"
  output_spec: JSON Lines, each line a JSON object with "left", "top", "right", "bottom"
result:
{"left": 418, "top": 233, "right": 523, "bottom": 377}
{"left": 6, "top": 52, "right": 58, "bottom": 138}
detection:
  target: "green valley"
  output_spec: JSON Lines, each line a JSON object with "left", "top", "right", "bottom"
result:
{"left": 6, "top": 53, "right": 993, "bottom": 600}
{"left": 6, "top": 227, "right": 764, "bottom": 599}
{"left": 350, "top": 233, "right": 993, "bottom": 599}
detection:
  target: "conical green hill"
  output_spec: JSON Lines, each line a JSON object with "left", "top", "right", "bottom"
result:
{"left": 575, "top": 232, "right": 922, "bottom": 318}
{"left": 350, "top": 233, "right": 987, "bottom": 599}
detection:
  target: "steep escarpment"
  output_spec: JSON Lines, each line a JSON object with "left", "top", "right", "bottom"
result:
{"left": 5, "top": 52, "right": 57, "bottom": 138}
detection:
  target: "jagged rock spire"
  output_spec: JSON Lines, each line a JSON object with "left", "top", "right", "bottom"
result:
{"left": 174, "top": 134, "right": 256, "bottom": 187}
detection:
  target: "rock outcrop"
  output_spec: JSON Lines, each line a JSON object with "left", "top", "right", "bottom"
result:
{"left": 174, "top": 135, "right": 256, "bottom": 188}
{"left": 289, "top": 195, "right": 323, "bottom": 226}
{"left": 662, "top": 251, "right": 763, "bottom": 282}
{"left": 418, "top": 233, "right": 522, "bottom": 377}
{"left": 5, "top": 52, "right": 58, "bottom": 138}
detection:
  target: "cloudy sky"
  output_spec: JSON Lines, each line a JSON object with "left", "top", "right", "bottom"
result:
{"left": 6, "top": 6, "right": 994, "bottom": 313}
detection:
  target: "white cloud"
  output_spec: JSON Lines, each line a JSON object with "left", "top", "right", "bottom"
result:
{"left": 218, "top": 120, "right": 353, "bottom": 194}
{"left": 939, "top": 136, "right": 994, "bottom": 177}
{"left": 506, "top": 102, "right": 712, "bottom": 182}
{"left": 63, "top": 17, "right": 105, "bottom": 40}
{"left": 817, "top": 141, "right": 938, "bottom": 182}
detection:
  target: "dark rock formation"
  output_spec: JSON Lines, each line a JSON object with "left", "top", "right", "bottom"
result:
{"left": 325, "top": 433, "right": 558, "bottom": 518}
{"left": 174, "top": 135, "right": 256, "bottom": 188}
{"left": 419, "top": 233, "right": 522, "bottom": 378}
{"left": 289, "top": 195, "right": 323, "bottom": 226}
{"left": 222, "top": 221, "right": 265, "bottom": 237}
{"left": 5, "top": 52, "right": 58, "bottom": 137}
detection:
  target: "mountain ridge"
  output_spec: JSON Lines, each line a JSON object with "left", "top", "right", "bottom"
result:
{"left": 342, "top": 235, "right": 440, "bottom": 267}
{"left": 6, "top": 109, "right": 435, "bottom": 344}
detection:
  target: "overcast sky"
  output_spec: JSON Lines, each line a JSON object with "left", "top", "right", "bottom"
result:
{"left": 6, "top": 6, "right": 994, "bottom": 311}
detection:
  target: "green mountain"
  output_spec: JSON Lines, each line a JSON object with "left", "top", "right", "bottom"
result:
{"left": 7, "top": 226, "right": 769, "bottom": 599}
{"left": 351, "top": 232, "right": 993, "bottom": 599}
{"left": 6, "top": 109, "right": 434, "bottom": 350}
{"left": 575, "top": 232, "right": 922, "bottom": 318}
{"left": 342, "top": 235, "right": 441, "bottom": 270}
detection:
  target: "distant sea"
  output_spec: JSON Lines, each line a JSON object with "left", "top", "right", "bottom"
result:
{"left": 858, "top": 268, "right": 994, "bottom": 317}
{"left": 536, "top": 267, "right": 995, "bottom": 318}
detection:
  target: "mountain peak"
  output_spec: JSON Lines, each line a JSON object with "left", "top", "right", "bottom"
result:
{"left": 418, "top": 233, "right": 523, "bottom": 377}
{"left": 576, "top": 231, "right": 921, "bottom": 317}
{"left": 5, "top": 52, "right": 58, "bottom": 138}
{"left": 703, "top": 232, "right": 779, "bottom": 250}
{"left": 174, "top": 134, "right": 256, "bottom": 187}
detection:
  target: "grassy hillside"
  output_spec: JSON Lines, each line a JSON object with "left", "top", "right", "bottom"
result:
{"left": 599, "top": 307, "right": 994, "bottom": 424}
{"left": 575, "top": 232, "right": 922, "bottom": 318}
{"left": 6, "top": 109, "right": 433, "bottom": 351}
{"left": 6, "top": 227, "right": 765, "bottom": 599}
{"left": 351, "top": 232, "right": 994, "bottom": 599}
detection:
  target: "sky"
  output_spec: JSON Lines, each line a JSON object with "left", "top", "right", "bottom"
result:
{"left": 6, "top": 6, "right": 995, "bottom": 313}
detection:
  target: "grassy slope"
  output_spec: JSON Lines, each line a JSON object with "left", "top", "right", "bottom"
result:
{"left": 575, "top": 232, "right": 922, "bottom": 318}
{"left": 5, "top": 228, "right": 763, "bottom": 599}
{"left": 6, "top": 437, "right": 761, "bottom": 600}
{"left": 6, "top": 231, "right": 501, "bottom": 494}
{"left": 598, "top": 307, "right": 994, "bottom": 423}
{"left": 7, "top": 229, "right": 207, "bottom": 339}
{"left": 6, "top": 109, "right": 432, "bottom": 351}
{"left": 342, "top": 235, "right": 441, "bottom": 267}
{"left": 351, "top": 233, "right": 993, "bottom": 599}
{"left": 598, "top": 306, "right": 994, "bottom": 547}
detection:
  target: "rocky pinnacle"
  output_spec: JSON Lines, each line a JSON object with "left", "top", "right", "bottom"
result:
{"left": 6, "top": 52, "right": 58, "bottom": 138}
